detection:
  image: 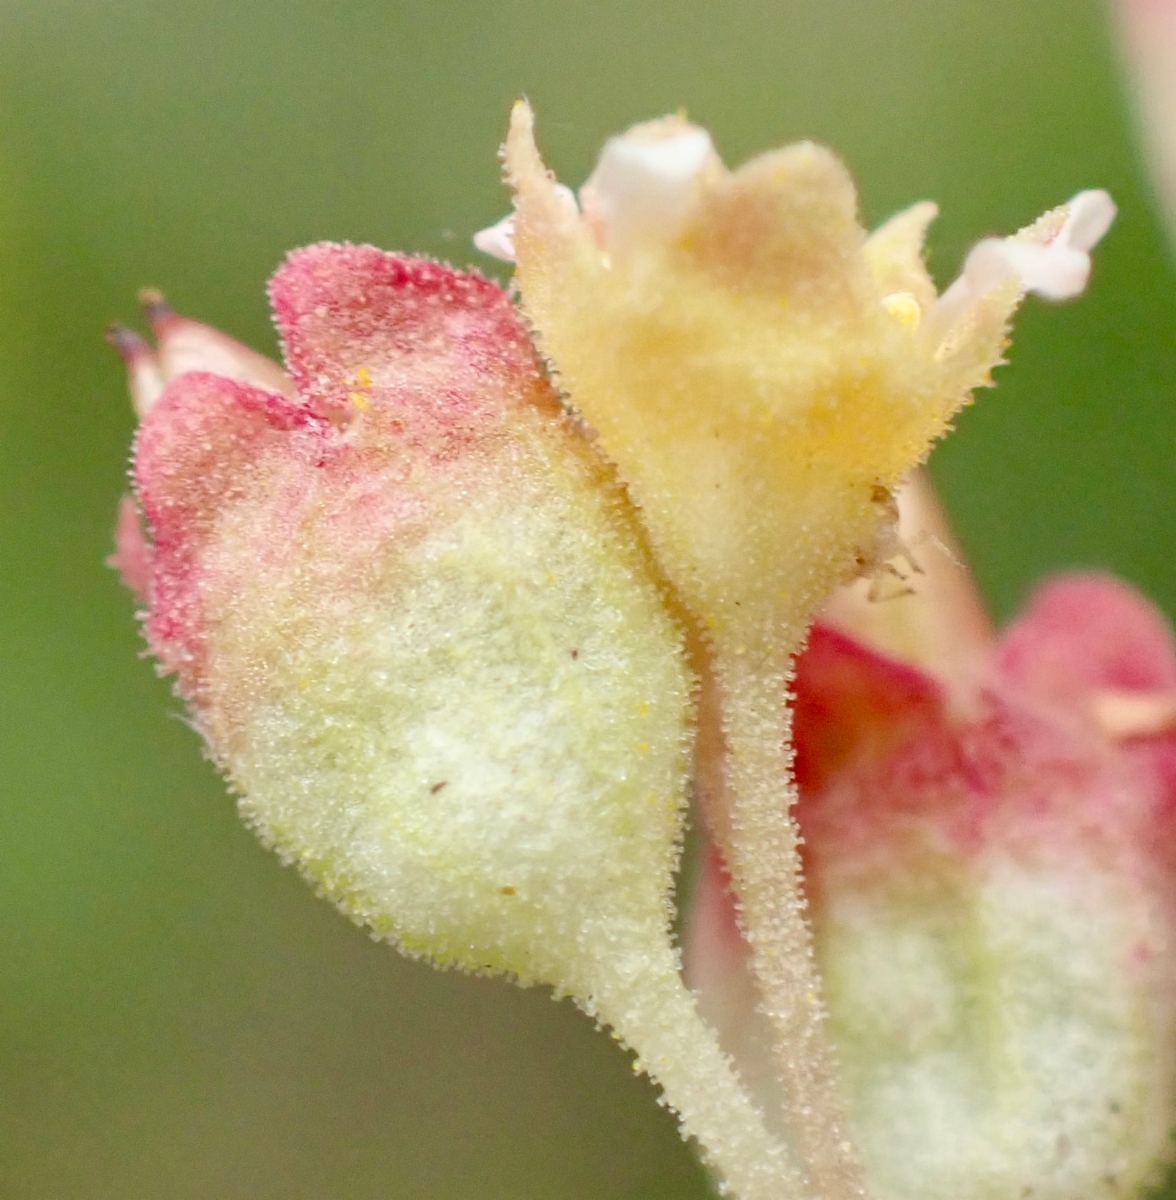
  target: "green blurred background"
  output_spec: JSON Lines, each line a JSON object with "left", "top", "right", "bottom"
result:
{"left": 0, "top": 1, "right": 1174, "bottom": 1197}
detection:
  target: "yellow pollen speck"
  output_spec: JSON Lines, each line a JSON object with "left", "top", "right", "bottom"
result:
{"left": 349, "top": 392, "right": 370, "bottom": 410}
{"left": 881, "top": 291, "right": 922, "bottom": 331}
{"left": 638, "top": 742, "right": 649, "bottom": 754}
{"left": 355, "top": 366, "right": 372, "bottom": 387}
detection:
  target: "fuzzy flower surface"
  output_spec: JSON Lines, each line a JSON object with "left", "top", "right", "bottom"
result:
{"left": 107, "top": 107, "right": 1163, "bottom": 1200}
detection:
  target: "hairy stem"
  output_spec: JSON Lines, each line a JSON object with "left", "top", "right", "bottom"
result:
{"left": 712, "top": 644, "right": 866, "bottom": 1200}
{"left": 590, "top": 941, "right": 804, "bottom": 1200}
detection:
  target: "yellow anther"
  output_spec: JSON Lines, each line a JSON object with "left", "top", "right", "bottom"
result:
{"left": 348, "top": 392, "right": 370, "bottom": 410}
{"left": 881, "top": 290, "right": 922, "bottom": 331}
{"left": 355, "top": 366, "right": 372, "bottom": 387}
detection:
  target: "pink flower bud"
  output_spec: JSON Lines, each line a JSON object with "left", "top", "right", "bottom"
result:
{"left": 689, "top": 572, "right": 1176, "bottom": 1200}
{"left": 114, "top": 246, "right": 808, "bottom": 1200}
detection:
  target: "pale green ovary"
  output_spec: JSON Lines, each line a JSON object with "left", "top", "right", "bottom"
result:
{"left": 821, "top": 858, "right": 1164, "bottom": 1200}
{"left": 198, "top": 417, "right": 803, "bottom": 1200}
{"left": 218, "top": 447, "right": 690, "bottom": 991}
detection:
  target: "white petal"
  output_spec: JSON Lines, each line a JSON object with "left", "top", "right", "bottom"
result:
{"left": 1011, "top": 243, "right": 1090, "bottom": 299}
{"left": 107, "top": 327, "right": 166, "bottom": 417}
{"left": 473, "top": 214, "right": 517, "bottom": 262}
{"left": 474, "top": 184, "right": 578, "bottom": 263}
{"left": 580, "top": 124, "right": 715, "bottom": 257}
{"left": 130, "top": 356, "right": 166, "bottom": 415}
{"left": 928, "top": 190, "right": 1116, "bottom": 341}
{"left": 1065, "top": 188, "right": 1117, "bottom": 252}
{"left": 996, "top": 188, "right": 1116, "bottom": 301}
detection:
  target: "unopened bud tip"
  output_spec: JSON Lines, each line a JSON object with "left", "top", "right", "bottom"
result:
{"left": 105, "top": 323, "right": 151, "bottom": 363}
{"left": 137, "top": 287, "right": 174, "bottom": 330}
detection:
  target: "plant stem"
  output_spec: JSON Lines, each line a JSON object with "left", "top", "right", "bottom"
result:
{"left": 713, "top": 644, "right": 866, "bottom": 1200}
{"left": 591, "top": 940, "right": 804, "bottom": 1200}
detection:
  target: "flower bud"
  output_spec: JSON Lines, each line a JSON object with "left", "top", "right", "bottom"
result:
{"left": 689, "top": 570, "right": 1176, "bottom": 1200}
{"left": 116, "top": 247, "right": 798, "bottom": 1200}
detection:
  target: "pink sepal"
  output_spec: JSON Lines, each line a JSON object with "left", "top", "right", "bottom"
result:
{"left": 689, "top": 581, "right": 1176, "bottom": 1048}
{"left": 793, "top": 623, "right": 944, "bottom": 795}
{"left": 133, "top": 371, "right": 327, "bottom": 694}
{"left": 269, "top": 244, "right": 545, "bottom": 430}
{"left": 108, "top": 494, "right": 153, "bottom": 600}
{"left": 129, "top": 251, "right": 558, "bottom": 705}
{"left": 994, "top": 573, "right": 1176, "bottom": 703}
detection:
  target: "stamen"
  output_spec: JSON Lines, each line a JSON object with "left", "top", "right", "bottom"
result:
{"left": 138, "top": 286, "right": 174, "bottom": 332}
{"left": 881, "top": 291, "right": 922, "bottom": 330}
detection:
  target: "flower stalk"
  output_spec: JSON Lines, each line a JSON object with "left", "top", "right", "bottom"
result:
{"left": 711, "top": 648, "right": 864, "bottom": 1200}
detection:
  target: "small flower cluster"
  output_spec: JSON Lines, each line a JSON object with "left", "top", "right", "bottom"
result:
{"left": 110, "top": 101, "right": 1176, "bottom": 1200}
